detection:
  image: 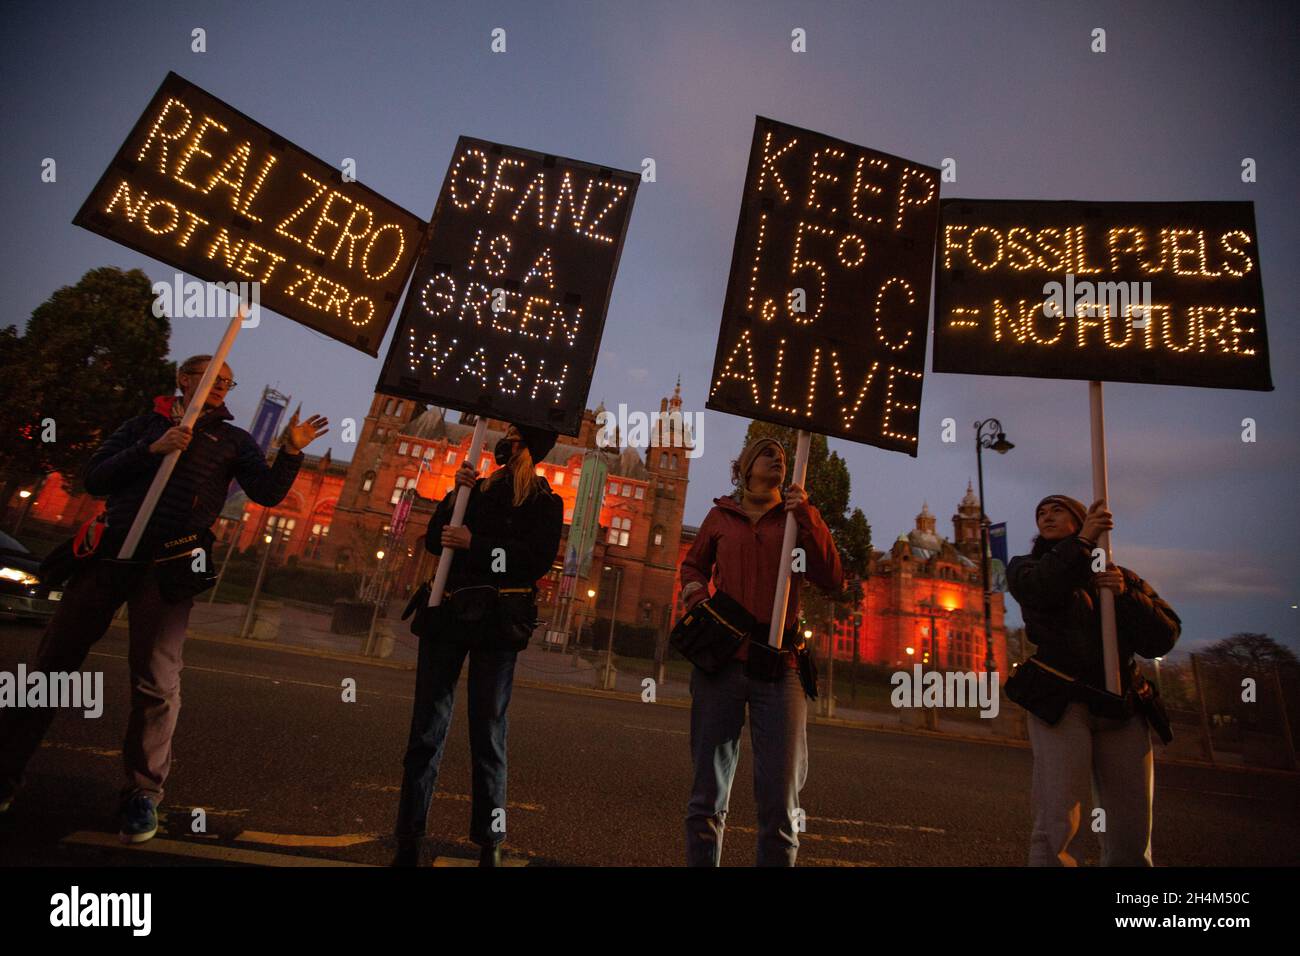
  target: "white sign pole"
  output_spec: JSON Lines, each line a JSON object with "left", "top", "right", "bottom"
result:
{"left": 427, "top": 416, "right": 489, "bottom": 607}
{"left": 1088, "top": 380, "right": 1122, "bottom": 695}
{"left": 117, "top": 304, "right": 246, "bottom": 560}
{"left": 767, "top": 429, "right": 812, "bottom": 648}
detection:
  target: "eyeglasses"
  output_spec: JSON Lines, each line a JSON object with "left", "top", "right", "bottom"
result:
{"left": 181, "top": 371, "right": 237, "bottom": 389}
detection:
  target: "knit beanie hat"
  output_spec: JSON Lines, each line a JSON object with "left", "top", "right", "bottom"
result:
{"left": 733, "top": 437, "right": 786, "bottom": 492}
{"left": 1035, "top": 494, "right": 1087, "bottom": 531}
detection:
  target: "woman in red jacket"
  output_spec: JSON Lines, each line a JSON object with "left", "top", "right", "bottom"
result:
{"left": 678, "top": 436, "right": 843, "bottom": 866}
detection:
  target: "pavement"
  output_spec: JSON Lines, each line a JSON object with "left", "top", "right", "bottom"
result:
{"left": 184, "top": 599, "right": 1249, "bottom": 765}
{"left": 1, "top": 618, "right": 1297, "bottom": 868}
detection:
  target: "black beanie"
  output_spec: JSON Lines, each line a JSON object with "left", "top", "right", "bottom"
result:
{"left": 514, "top": 424, "right": 558, "bottom": 464}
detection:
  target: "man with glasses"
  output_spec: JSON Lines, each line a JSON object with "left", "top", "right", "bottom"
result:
{"left": 0, "top": 354, "right": 327, "bottom": 843}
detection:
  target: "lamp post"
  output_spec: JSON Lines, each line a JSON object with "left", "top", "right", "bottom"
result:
{"left": 974, "top": 419, "right": 1014, "bottom": 675}
{"left": 917, "top": 596, "right": 943, "bottom": 671}
{"left": 601, "top": 564, "right": 623, "bottom": 689}
{"left": 11, "top": 487, "right": 35, "bottom": 536}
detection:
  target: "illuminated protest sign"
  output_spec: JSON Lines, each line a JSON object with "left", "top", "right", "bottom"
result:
{"left": 73, "top": 72, "right": 425, "bottom": 356}
{"left": 933, "top": 199, "right": 1271, "bottom": 390}
{"left": 706, "top": 117, "right": 940, "bottom": 455}
{"left": 375, "top": 137, "right": 639, "bottom": 435}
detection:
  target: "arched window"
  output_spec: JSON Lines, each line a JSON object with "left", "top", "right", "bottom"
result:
{"left": 384, "top": 398, "right": 395, "bottom": 416}
{"left": 361, "top": 471, "right": 375, "bottom": 493}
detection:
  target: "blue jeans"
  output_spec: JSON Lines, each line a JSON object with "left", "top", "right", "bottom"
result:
{"left": 685, "top": 659, "right": 809, "bottom": 866}
{"left": 395, "top": 626, "right": 518, "bottom": 847}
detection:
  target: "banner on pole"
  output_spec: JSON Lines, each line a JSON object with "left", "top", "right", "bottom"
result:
{"left": 73, "top": 72, "right": 427, "bottom": 356}
{"left": 375, "top": 137, "right": 639, "bottom": 436}
{"left": 933, "top": 199, "right": 1271, "bottom": 390}
{"left": 706, "top": 116, "right": 941, "bottom": 455}
{"left": 988, "top": 521, "right": 1008, "bottom": 593}
{"left": 566, "top": 452, "right": 609, "bottom": 579}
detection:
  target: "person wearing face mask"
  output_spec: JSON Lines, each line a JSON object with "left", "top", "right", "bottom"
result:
{"left": 392, "top": 423, "right": 563, "bottom": 867}
{"left": 677, "top": 436, "right": 843, "bottom": 866}
{"left": 1006, "top": 495, "right": 1180, "bottom": 867}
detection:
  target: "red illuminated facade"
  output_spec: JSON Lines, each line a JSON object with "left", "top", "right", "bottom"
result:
{"left": 835, "top": 486, "right": 1008, "bottom": 673}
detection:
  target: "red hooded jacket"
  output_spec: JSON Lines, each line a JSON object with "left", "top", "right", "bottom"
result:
{"left": 680, "top": 494, "right": 843, "bottom": 662}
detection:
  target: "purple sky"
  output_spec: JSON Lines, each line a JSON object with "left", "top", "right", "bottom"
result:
{"left": 3, "top": 0, "right": 1296, "bottom": 656}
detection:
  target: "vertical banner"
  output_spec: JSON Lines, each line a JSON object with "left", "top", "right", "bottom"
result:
{"left": 566, "top": 452, "right": 609, "bottom": 579}
{"left": 988, "top": 521, "right": 1008, "bottom": 593}
{"left": 248, "top": 386, "right": 290, "bottom": 455}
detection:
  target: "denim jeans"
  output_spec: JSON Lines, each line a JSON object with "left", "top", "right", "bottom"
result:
{"left": 1026, "top": 700, "right": 1154, "bottom": 866}
{"left": 0, "top": 558, "right": 192, "bottom": 805}
{"left": 685, "top": 658, "right": 809, "bottom": 866}
{"left": 394, "top": 623, "right": 518, "bottom": 848}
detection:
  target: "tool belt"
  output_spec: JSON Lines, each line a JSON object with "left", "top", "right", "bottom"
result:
{"left": 403, "top": 581, "right": 539, "bottom": 651}
{"left": 1006, "top": 656, "right": 1172, "bottom": 742}
{"left": 670, "top": 590, "right": 753, "bottom": 673}
{"left": 671, "top": 591, "right": 818, "bottom": 699}
{"left": 152, "top": 529, "right": 217, "bottom": 603}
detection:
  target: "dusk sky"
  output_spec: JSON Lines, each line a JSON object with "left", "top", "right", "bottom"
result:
{"left": 3, "top": 0, "right": 1296, "bottom": 656}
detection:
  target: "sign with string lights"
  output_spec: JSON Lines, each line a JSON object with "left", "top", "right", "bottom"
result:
{"left": 376, "top": 136, "right": 639, "bottom": 436}
{"left": 706, "top": 116, "right": 941, "bottom": 455}
{"left": 73, "top": 71, "right": 426, "bottom": 356}
{"left": 933, "top": 199, "right": 1272, "bottom": 390}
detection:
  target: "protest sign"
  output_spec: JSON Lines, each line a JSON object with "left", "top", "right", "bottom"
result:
{"left": 933, "top": 199, "right": 1270, "bottom": 390}
{"left": 707, "top": 116, "right": 941, "bottom": 455}
{"left": 74, "top": 72, "right": 426, "bottom": 356}
{"left": 376, "top": 136, "right": 639, "bottom": 435}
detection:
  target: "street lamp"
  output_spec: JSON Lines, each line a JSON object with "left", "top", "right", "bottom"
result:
{"left": 11, "top": 487, "right": 35, "bottom": 536}
{"left": 917, "top": 596, "right": 943, "bottom": 670}
{"left": 974, "top": 419, "right": 1014, "bottom": 675}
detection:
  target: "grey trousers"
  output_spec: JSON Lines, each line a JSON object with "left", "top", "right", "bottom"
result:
{"left": 0, "top": 559, "right": 192, "bottom": 805}
{"left": 1026, "top": 700, "right": 1154, "bottom": 866}
{"left": 685, "top": 659, "right": 808, "bottom": 866}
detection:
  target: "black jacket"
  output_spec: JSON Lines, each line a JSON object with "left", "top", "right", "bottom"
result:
{"left": 85, "top": 397, "right": 302, "bottom": 551}
{"left": 425, "top": 472, "right": 563, "bottom": 590}
{"left": 1008, "top": 534, "right": 1181, "bottom": 695}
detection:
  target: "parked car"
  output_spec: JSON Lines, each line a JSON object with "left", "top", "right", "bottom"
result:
{"left": 0, "top": 530, "right": 61, "bottom": 623}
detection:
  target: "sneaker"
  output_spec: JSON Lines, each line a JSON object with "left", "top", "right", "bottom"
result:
{"left": 118, "top": 795, "right": 158, "bottom": 844}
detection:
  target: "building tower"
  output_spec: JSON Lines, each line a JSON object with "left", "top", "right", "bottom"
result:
{"left": 953, "top": 481, "right": 983, "bottom": 562}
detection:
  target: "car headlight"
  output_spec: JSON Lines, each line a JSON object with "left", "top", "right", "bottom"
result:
{"left": 0, "top": 566, "right": 40, "bottom": 587}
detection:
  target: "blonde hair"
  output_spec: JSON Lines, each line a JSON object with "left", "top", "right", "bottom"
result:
{"left": 485, "top": 445, "right": 538, "bottom": 507}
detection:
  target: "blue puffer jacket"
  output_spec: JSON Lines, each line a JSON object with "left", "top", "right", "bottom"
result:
{"left": 84, "top": 395, "right": 302, "bottom": 552}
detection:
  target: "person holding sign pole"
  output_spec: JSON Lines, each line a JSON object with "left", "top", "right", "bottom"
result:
{"left": 677, "top": 437, "right": 843, "bottom": 866}
{"left": 1006, "top": 495, "right": 1180, "bottom": 866}
{"left": 392, "top": 424, "right": 562, "bottom": 867}
{"left": 0, "top": 355, "right": 327, "bottom": 842}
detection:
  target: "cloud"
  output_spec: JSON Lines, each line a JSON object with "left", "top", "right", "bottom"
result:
{"left": 1117, "top": 545, "right": 1285, "bottom": 600}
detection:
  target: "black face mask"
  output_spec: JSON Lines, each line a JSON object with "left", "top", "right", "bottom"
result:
{"left": 494, "top": 437, "right": 514, "bottom": 466}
